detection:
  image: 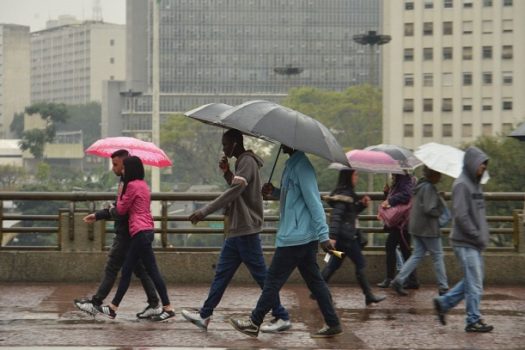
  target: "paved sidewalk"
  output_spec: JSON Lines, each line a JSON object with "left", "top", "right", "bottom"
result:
{"left": 0, "top": 282, "right": 524, "bottom": 349}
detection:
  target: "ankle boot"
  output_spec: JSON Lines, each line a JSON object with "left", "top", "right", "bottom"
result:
{"left": 357, "top": 269, "right": 386, "bottom": 305}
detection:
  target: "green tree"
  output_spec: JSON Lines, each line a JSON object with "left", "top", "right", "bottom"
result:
{"left": 0, "top": 165, "right": 26, "bottom": 190}
{"left": 9, "top": 112, "right": 24, "bottom": 138}
{"left": 56, "top": 102, "right": 101, "bottom": 148}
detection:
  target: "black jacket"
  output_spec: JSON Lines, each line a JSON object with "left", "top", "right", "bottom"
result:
{"left": 323, "top": 188, "right": 366, "bottom": 245}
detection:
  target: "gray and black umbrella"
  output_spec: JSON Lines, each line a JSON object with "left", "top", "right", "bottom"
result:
{"left": 509, "top": 123, "right": 525, "bottom": 141}
{"left": 365, "top": 143, "right": 422, "bottom": 170}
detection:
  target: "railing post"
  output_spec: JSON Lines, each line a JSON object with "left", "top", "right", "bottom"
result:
{"left": 161, "top": 200, "right": 168, "bottom": 248}
{"left": 68, "top": 201, "right": 75, "bottom": 241}
{"left": 514, "top": 209, "right": 524, "bottom": 253}
{"left": 87, "top": 201, "right": 95, "bottom": 241}
{"left": 0, "top": 201, "right": 3, "bottom": 247}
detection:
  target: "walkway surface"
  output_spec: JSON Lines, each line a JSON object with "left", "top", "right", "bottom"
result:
{"left": 0, "top": 282, "right": 524, "bottom": 349}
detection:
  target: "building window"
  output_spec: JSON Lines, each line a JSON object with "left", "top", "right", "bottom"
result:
{"left": 424, "top": 0, "right": 434, "bottom": 8}
{"left": 423, "top": 124, "right": 433, "bottom": 137}
{"left": 404, "top": 23, "right": 414, "bottom": 36}
{"left": 482, "top": 46, "right": 493, "bottom": 59}
{"left": 423, "top": 98, "right": 433, "bottom": 112}
{"left": 483, "top": 0, "right": 492, "bottom": 6}
{"left": 482, "top": 123, "right": 493, "bottom": 136}
{"left": 442, "top": 73, "right": 453, "bottom": 86}
{"left": 502, "top": 71, "right": 513, "bottom": 85}
{"left": 404, "top": 48, "right": 414, "bottom": 61}
{"left": 482, "top": 20, "right": 493, "bottom": 34}
{"left": 463, "top": 72, "right": 472, "bottom": 85}
{"left": 443, "top": 21, "right": 453, "bottom": 35}
{"left": 404, "top": 74, "right": 414, "bottom": 86}
{"left": 442, "top": 98, "right": 453, "bottom": 112}
{"left": 502, "top": 45, "right": 513, "bottom": 59}
{"left": 423, "top": 22, "right": 433, "bottom": 35}
{"left": 502, "top": 123, "right": 513, "bottom": 134}
{"left": 443, "top": 123, "right": 453, "bottom": 137}
{"left": 463, "top": 98, "right": 472, "bottom": 111}
{"left": 423, "top": 48, "right": 433, "bottom": 61}
{"left": 110, "top": 75, "right": 114, "bottom": 80}
{"left": 443, "top": 47, "right": 453, "bottom": 60}
{"left": 444, "top": 0, "right": 453, "bottom": 8}
{"left": 110, "top": 39, "right": 115, "bottom": 46}
{"left": 463, "top": 21, "right": 473, "bottom": 34}
{"left": 423, "top": 73, "right": 434, "bottom": 87}
{"left": 404, "top": 124, "right": 414, "bottom": 137}
{"left": 502, "top": 99, "right": 513, "bottom": 110}
{"left": 110, "top": 57, "right": 115, "bottom": 64}
{"left": 482, "top": 98, "right": 492, "bottom": 111}
{"left": 403, "top": 99, "right": 414, "bottom": 112}
{"left": 502, "top": 20, "right": 513, "bottom": 32}
{"left": 503, "top": 0, "right": 513, "bottom": 6}
{"left": 463, "top": 47, "right": 473, "bottom": 60}
{"left": 463, "top": 0, "right": 473, "bottom": 8}
{"left": 405, "top": 0, "right": 414, "bottom": 10}
{"left": 482, "top": 72, "right": 492, "bottom": 85}
{"left": 462, "top": 123, "right": 473, "bottom": 137}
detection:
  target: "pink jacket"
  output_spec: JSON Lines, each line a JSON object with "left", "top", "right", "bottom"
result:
{"left": 116, "top": 180, "right": 154, "bottom": 237}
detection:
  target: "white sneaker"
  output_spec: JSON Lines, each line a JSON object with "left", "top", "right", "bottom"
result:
{"left": 181, "top": 309, "right": 210, "bottom": 330}
{"left": 260, "top": 318, "right": 292, "bottom": 333}
{"left": 74, "top": 300, "right": 99, "bottom": 316}
{"left": 136, "top": 304, "right": 163, "bottom": 319}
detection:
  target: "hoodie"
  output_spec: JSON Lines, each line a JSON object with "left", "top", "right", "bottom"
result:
{"left": 408, "top": 177, "right": 443, "bottom": 238}
{"left": 199, "top": 150, "right": 264, "bottom": 237}
{"left": 450, "top": 146, "right": 490, "bottom": 250}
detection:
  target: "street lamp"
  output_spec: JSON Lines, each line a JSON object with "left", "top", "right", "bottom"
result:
{"left": 352, "top": 30, "right": 391, "bottom": 85}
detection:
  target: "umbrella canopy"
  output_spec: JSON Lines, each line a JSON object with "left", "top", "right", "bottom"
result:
{"left": 184, "top": 103, "right": 233, "bottom": 127}
{"left": 85, "top": 137, "right": 172, "bottom": 168}
{"left": 344, "top": 149, "right": 404, "bottom": 174}
{"left": 509, "top": 123, "right": 525, "bottom": 141}
{"left": 414, "top": 142, "right": 489, "bottom": 184}
{"left": 216, "top": 100, "right": 348, "bottom": 165}
{"left": 365, "top": 143, "right": 422, "bottom": 170}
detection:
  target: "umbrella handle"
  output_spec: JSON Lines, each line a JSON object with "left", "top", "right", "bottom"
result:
{"left": 268, "top": 145, "right": 282, "bottom": 184}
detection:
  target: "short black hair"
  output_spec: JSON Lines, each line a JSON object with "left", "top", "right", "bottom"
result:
{"left": 120, "top": 156, "right": 145, "bottom": 199}
{"left": 111, "top": 149, "right": 129, "bottom": 158}
{"left": 224, "top": 128, "right": 243, "bottom": 145}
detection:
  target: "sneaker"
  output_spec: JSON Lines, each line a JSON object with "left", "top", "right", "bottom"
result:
{"left": 438, "top": 288, "right": 449, "bottom": 296}
{"left": 136, "top": 304, "right": 162, "bottom": 319}
{"left": 150, "top": 309, "right": 175, "bottom": 322}
{"left": 260, "top": 318, "right": 292, "bottom": 333}
{"left": 391, "top": 280, "right": 409, "bottom": 296}
{"left": 94, "top": 304, "right": 116, "bottom": 319}
{"left": 310, "top": 324, "right": 343, "bottom": 338}
{"left": 230, "top": 316, "right": 260, "bottom": 337}
{"left": 433, "top": 298, "right": 446, "bottom": 325}
{"left": 377, "top": 278, "right": 391, "bottom": 288}
{"left": 465, "top": 320, "right": 494, "bottom": 333}
{"left": 74, "top": 300, "right": 99, "bottom": 316}
{"left": 181, "top": 309, "right": 210, "bottom": 330}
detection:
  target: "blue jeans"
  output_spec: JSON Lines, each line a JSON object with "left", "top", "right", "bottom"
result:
{"left": 394, "top": 236, "right": 448, "bottom": 290}
{"left": 200, "top": 234, "right": 289, "bottom": 321}
{"left": 435, "top": 246, "right": 484, "bottom": 325}
{"left": 112, "top": 230, "right": 170, "bottom": 307}
{"left": 251, "top": 240, "right": 339, "bottom": 328}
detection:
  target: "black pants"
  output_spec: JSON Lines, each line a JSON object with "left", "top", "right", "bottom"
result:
{"left": 92, "top": 233, "right": 159, "bottom": 307}
{"left": 385, "top": 226, "right": 413, "bottom": 280}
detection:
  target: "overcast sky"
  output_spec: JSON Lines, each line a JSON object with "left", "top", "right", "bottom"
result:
{"left": 0, "top": 0, "right": 125, "bottom": 32}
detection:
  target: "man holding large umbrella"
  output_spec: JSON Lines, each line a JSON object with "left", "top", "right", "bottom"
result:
{"left": 230, "top": 145, "right": 341, "bottom": 338}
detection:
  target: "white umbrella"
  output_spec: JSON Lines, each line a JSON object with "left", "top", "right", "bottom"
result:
{"left": 414, "top": 142, "right": 489, "bottom": 184}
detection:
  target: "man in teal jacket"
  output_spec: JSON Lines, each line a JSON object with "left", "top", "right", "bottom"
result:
{"left": 230, "top": 145, "right": 342, "bottom": 338}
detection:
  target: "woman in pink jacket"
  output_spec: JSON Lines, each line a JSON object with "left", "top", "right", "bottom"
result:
{"left": 94, "top": 156, "right": 174, "bottom": 321}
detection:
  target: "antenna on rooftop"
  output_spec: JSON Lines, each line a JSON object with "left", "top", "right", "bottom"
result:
{"left": 92, "top": 0, "right": 103, "bottom": 22}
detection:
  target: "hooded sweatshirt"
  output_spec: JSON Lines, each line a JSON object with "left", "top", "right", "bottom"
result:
{"left": 199, "top": 150, "right": 264, "bottom": 237}
{"left": 450, "top": 146, "right": 490, "bottom": 251}
{"left": 408, "top": 177, "right": 443, "bottom": 238}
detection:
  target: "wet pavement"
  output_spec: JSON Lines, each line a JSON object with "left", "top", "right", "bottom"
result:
{"left": 0, "top": 282, "right": 524, "bottom": 349}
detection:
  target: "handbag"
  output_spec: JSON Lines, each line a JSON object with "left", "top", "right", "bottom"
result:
{"left": 377, "top": 200, "right": 412, "bottom": 229}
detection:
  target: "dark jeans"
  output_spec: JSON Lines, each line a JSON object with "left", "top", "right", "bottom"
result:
{"left": 251, "top": 240, "right": 339, "bottom": 328}
{"left": 385, "top": 226, "right": 413, "bottom": 280}
{"left": 321, "top": 238, "right": 365, "bottom": 282}
{"left": 92, "top": 233, "right": 158, "bottom": 307}
{"left": 112, "top": 231, "right": 170, "bottom": 307}
{"left": 200, "top": 233, "right": 289, "bottom": 321}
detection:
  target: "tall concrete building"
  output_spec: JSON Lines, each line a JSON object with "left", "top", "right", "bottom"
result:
{"left": 104, "top": 0, "right": 382, "bottom": 138}
{"left": 0, "top": 24, "right": 30, "bottom": 138}
{"left": 383, "top": 0, "right": 525, "bottom": 149}
{"left": 31, "top": 20, "right": 126, "bottom": 105}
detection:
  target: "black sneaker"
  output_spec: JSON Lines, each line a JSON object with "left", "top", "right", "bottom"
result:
{"left": 310, "top": 324, "right": 343, "bottom": 338}
{"left": 230, "top": 316, "right": 260, "bottom": 337}
{"left": 465, "top": 320, "right": 494, "bottom": 333}
{"left": 94, "top": 304, "right": 116, "bottom": 319}
{"left": 136, "top": 304, "right": 162, "bottom": 319}
{"left": 433, "top": 298, "right": 446, "bottom": 325}
{"left": 391, "top": 280, "right": 409, "bottom": 296}
{"left": 150, "top": 309, "right": 175, "bottom": 322}
{"left": 438, "top": 288, "right": 449, "bottom": 296}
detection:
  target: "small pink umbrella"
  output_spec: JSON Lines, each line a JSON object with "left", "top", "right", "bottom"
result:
{"left": 344, "top": 149, "right": 404, "bottom": 174}
{"left": 85, "top": 137, "right": 172, "bottom": 168}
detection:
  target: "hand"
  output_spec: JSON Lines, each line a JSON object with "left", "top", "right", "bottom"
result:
{"left": 261, "top": 182, "right": 274, "bottom": 197}
{"left": 83, "top": 213, "right": 96, "bottom": 224}
{"left": 189, "top": 211, "right": 205, "bottom": 225}
{"left": 361, "top": 195, "right": 371, "bottom": 207}
{"left": 219, "top": 155, "right": 229, "bottom": 173}
{"left": 320, "top": 240, "right": 335, "bottom": 253}
{"left": 381, "top": 200, "right": 391, "bottom": 209}
{"left": 383, "top": 183, "right": 390, "bottom": 193}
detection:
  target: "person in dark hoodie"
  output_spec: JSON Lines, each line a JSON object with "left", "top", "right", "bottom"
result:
{"left": 320, "top": 169, "right": 385, "bottom": 306}
{"left": 377, "top": 172, "right": 419, "bottom": 289}
{"left": 181, "top": 129, "right": 291, "bottom": 333}
{"left": 390, "top": 166, "right": 449, "bottom": 296}
{"left": 433, "top": 146, "right": 493, "bottom": 333}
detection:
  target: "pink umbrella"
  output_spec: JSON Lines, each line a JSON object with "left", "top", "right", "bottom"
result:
{"left": 85, "top": 137, "right": 172, "bottom": 168}
{"left": 345, "top": 149, "right": 404, "bottom": 174}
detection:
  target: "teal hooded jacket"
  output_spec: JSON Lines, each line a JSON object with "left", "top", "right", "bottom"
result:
{"left": 272, "top": 151, "right": 329, "bottom": 247}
